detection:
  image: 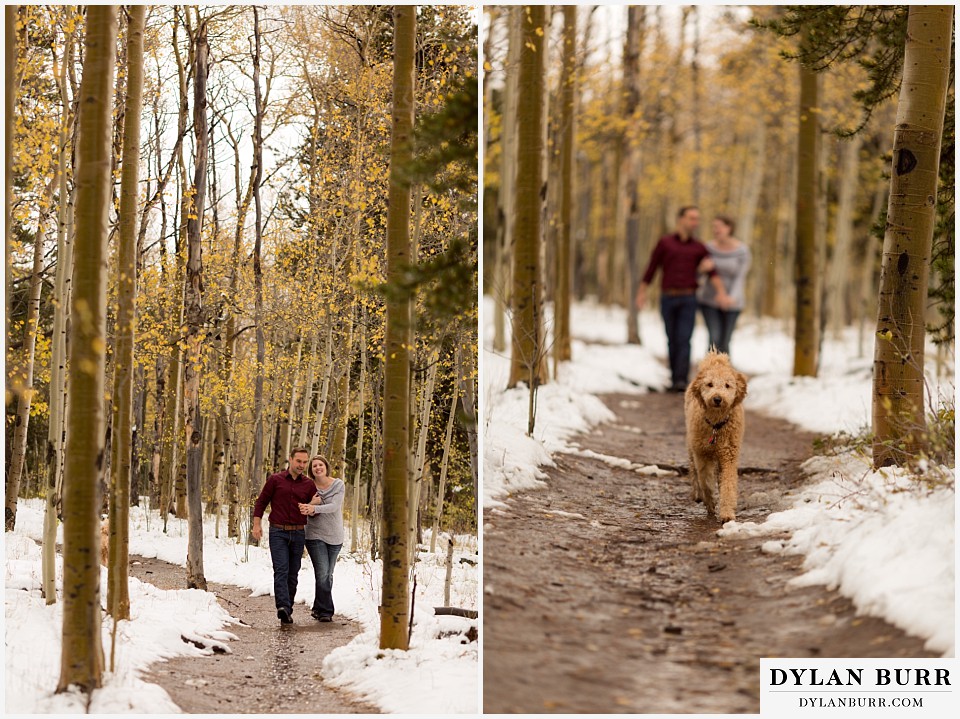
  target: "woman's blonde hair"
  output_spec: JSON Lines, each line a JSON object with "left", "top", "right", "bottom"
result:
{"left": 308, "top": 454, "right": 331, "bottom": 480}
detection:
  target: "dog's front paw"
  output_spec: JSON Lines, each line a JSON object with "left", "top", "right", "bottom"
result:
{"left": 719, "top": 511, "right": 735, "bottom": 524}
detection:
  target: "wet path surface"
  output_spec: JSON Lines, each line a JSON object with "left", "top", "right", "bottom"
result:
{"left": 130, "top": 555, "right": 377, "bottom": 714}
{"left": 483, "top": 392, "right": 936, "bottom": 714}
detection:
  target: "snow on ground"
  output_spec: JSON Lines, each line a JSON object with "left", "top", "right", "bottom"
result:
{"left": 5, "top": 499, "right": 478, "bottom": 713}
{"left": 719, "top": 450, "right": 954, "bottom": 656}
{"left": 483, "top": 296, "right": 955, "bottom": 655}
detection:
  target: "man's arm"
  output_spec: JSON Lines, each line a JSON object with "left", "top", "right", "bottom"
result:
{"left": 250, "top": 476, "right": 276, "bottom": 542}
{"left": 636, "top": 240, "right": 664, "bottom": 308}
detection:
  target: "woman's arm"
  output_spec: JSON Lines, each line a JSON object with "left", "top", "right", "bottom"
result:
{"left": 312, "top": 482, "right": 345, "bottom": 515}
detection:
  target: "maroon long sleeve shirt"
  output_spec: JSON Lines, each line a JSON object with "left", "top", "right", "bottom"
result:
{"left": 641, "top": 233, "right": 715, "bottom": 291}
{"left": 252, "top": 470, "right": 319, "bottom": 527}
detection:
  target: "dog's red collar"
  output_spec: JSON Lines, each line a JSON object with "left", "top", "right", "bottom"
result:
{"left": 705, "top": 417, "right": 730, "bottom": 445}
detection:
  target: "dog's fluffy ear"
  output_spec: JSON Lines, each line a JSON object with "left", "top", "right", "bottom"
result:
{"left": 734, "top": 371, "right": 748, "bottom": 405}
{"left": 688, "top": 375, "right": 709, "bottom": 409}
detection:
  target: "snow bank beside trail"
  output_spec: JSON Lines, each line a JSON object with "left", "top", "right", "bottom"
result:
{"left": 720, "top": 451, "right": 955, "bottom": 656}
{"left": 483, "top": 300, "right": 669, "bottom": 507}
{"left": 482, "top": 345, "right": 666, "bottom": 507}
{"left": 5, "top": 506, "right": 235, "bottom": 713}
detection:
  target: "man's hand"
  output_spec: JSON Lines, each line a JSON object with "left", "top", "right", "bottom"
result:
{"left": 251, "top": 519, "right": 262, "bottom": 542}
{"left": 716, "top": 292, "right": 735, "bottom": 310}
{"left": 298, "top": 502, "right": 315, "bottom": 516}
{"left": 635, "top": 284, "right": 648, "bottom": 309}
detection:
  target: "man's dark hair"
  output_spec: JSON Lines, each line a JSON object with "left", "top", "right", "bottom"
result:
{"left": 714, "top": 214, "right": 736, "bottom": 234}
{"left": 290, "top": 447, "right": 309, "bottom": 458}
{"left": 677, "top": 205, "right": 699, "bottom": 219}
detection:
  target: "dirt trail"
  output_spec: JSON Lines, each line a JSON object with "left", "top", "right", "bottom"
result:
{"left": 483, "top": 391, "right": 936, "bottom": 714}
{"left": 129, "top": 556, "right": 378, "bottom": 714}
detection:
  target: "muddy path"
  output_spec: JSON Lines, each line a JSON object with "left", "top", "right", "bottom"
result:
{"left": 482, "top": 391, "right": 936, "bottom": 714}
{"left": 129, "top": 556, "right": 378, "bottom": 714}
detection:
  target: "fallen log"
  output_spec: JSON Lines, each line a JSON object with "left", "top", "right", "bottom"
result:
{"left": 433, "top": 606, "right": 478, "bottom": 619}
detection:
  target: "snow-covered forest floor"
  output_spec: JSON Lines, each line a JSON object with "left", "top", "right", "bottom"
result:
{"left": 5, "top": 501, "right": 478, "bottom": 713}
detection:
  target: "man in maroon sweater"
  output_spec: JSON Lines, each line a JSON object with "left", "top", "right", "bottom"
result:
{"left": 252, "top": 447, "right": 318, "bottom": 624}
{"left": 636, "top": 206, "right": 731, "bottom": 392}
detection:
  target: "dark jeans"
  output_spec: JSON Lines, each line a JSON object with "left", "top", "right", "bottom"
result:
{"left": 660, "top": 294, "right": 698, "bottom": 388}
{"left": 268, "top": 527, "right": 306, "bottom": 612}
{"left": 700, "top": 304, "right": 741, "bottom": 356}
{"left": 305, "top": 539, "right": 342, "bottom": 617}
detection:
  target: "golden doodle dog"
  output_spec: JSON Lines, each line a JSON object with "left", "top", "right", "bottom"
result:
{"left": 684, "top": 351, "right": 747, "bottom": 523}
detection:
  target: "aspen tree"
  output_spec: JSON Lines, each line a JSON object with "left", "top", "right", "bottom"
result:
{"left": 622, "top": 6, "right": 644, "bottom": 346}
{"left": 553, "top": 5, "right": 576, "bottom": 364}
{"left": 58, "top": 4, "right": 117, "bottom": 693}
{"left": 873, "top": 6, "right": 952, "bottom": 467}
{"left": 107, "top": 2, "right": 146, "bottom": 621}
{"left": 793, "top": 60, "right": 821, "bottom": 377}
{"left": 42, "top": 12, "right": 75, "bottom": 601}
{"left": 492, "top": 7, "right": 520, "bottom": 354}
{"left": 508, "top": 5, "right": 547, "bottom": 394}
{"left": 251, "top": 5, "right": 267, "bottom": 495}
{"left": 183, "top": 14, "right": 209, "bottom": 590}
{"left": 380, "top": 4, "right": 415, "bottom": 652}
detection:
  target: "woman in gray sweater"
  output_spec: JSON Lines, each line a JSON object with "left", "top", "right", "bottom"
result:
{"left": 298, "top": 454, "right": 345, "bottom": 622}
{"left": 697, "top": 215, "right": 752, "bottom": 357}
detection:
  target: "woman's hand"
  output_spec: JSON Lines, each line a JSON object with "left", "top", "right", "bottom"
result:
{"left": 698, "top": 257, "right": 716, "bottom": 273}
{"left": 298, "top": 503, "right": 314, "bottom": 516}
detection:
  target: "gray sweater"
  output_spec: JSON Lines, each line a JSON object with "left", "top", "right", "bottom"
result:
{"left": 305, "top": 478, "right": 345, "bottom": 545}
{"left": 698, "top": 243, "right": 752, "bottom": 310}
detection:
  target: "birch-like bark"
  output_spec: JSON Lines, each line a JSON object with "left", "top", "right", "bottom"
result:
{"left": 554, "top": 5, "right": 577, "bottom": 362}
{"left": 409, "top": 350, "right": 439, "bottom": 562}
{"left": 57, "top": 5, "right": 116, "bottom": 692}
{"left": 42, "top": 17, "right": 75, "bottom": 601}
{"left": 622, "top": 6, "right": 643, "bottom": 346}
{"left": 107, "top": 3, "right": 146, "bottom": 621}
{"left": 183, "top": 15, "right": 209, "bottom": 590}
{"left": 251, "top": 5, "right": 267, "bottom": 498}
{"left": 508, "top": 5, "right": 547, "bottom": 391}
{"left": 380, "top": 4, "right": 415, "bottom": 651}
{"left": 872, "top": 6, "right": 952, "bottom": 468}
{"left": 492, "top": 7, "right": 520, "bottom": 353}
{"left": 792, "top": 62, "right": 821, "bottom": 377}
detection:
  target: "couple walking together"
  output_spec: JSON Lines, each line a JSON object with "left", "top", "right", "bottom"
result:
{"left": 251, "top": 448, "right": 345, "bottom": 624}
{"left": 635, "top": 205, "right": 751, "bottom": 392}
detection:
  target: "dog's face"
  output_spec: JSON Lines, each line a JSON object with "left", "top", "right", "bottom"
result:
{"left": 691, "top": 356, "right": 747, "bottom": 411}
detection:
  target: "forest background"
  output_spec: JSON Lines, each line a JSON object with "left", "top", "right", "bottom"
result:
{"left": 483, "top": 4, "right": 954, "bottom": 467}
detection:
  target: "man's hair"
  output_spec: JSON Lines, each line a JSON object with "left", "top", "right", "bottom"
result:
{"left": 677, "top": 205, "right": 699, "bottom": 219}
{"left": 290, "top": 447, "right": 310, "bottom": 458}
{"left": 714, "top": 214, "right": 736, "bottom": 234}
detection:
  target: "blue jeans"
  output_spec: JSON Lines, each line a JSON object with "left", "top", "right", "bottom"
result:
{"left": 305, "top": 539, "right": 342, "bottom": 617}
{"left": 660, "top": 294, "right": 698, "bottom": 388}
{"left": 268, "top": 527, "right": 306, "bottom": 612}
{"left": 699, "top": 304, "right": 741, "bottom": 356}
